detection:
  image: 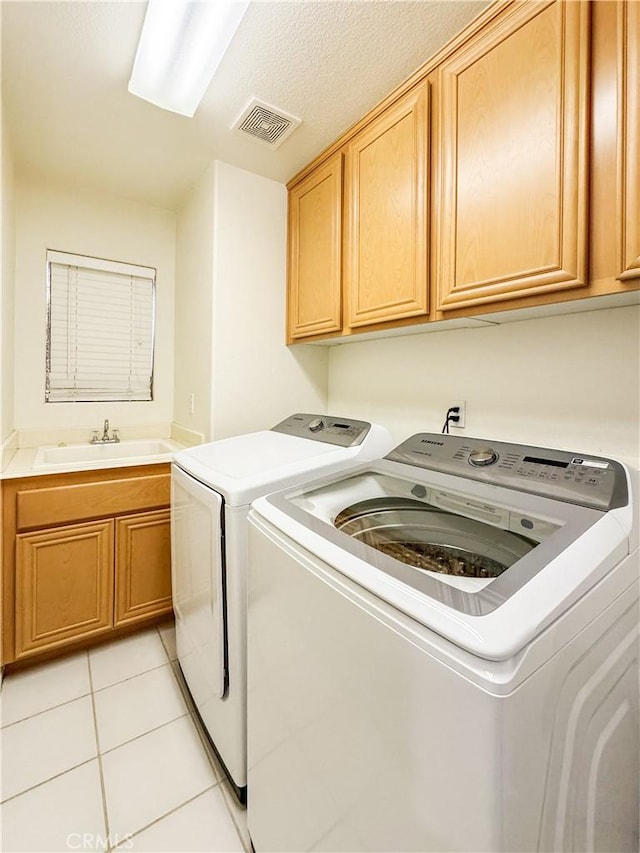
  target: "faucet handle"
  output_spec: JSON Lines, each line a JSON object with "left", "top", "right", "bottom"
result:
{"left": 112, "top": 429, "right": 120, "bottom": 443}
{"left": 90, "top": 430, "right": 99, "bottom": 443}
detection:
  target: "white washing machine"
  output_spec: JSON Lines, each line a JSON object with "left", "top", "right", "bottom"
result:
{"left": 247, "top": 432, "right": 639, "bottom": 851}
{"left": 170, "top": 413, "right": 393, "bottom": 801}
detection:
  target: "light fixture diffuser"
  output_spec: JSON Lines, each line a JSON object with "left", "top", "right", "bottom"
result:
{"left": 128, "top": 0, "right": 250, "bottom": 118}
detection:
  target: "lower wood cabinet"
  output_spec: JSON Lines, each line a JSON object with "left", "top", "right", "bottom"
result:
{"left": 15, "top": 520, "right": 114, "bottom": 657}
{"left": 2, "top": 464, "right": 173, "bottom": 665}
{"left": 115, "top": 510, "right": 172, "bottom": 626}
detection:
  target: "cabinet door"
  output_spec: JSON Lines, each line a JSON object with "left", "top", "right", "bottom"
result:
{"left": 287, "top": 153, "right": 343, "bottom": 340}
{"left": 15, "top": 521, "right": 114, "bottom": 659}
{"left": 345, "top": 84, "right": 429, "bottom": 328}
{"left": 616, "top": 0, "right": 639, "bottom": 281}
{"left": 114, "top": 509, "right": 172, "bottom": 626}
{"left": 436, "top": 0, "right": 590, "bottom": 312}
{"left": 591, "top": 0, "right": 640, "bottom": 289}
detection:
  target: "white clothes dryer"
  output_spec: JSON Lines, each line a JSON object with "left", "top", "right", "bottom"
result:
{"left": 247, "top": 432, "right": 639, "bottom": 851}
{"left": 170, "top": 414, "right": 393, "bottom": 801}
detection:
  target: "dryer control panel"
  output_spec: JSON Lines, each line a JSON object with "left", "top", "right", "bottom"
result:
{"left": 386, "top": 433, "right": 628, "bottom": 510}
{"left": 272, "top": 413, "right": 371, "bottom": 447}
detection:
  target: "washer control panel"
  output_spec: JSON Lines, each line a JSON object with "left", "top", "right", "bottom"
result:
{"left": 272, "top": 413, "right": 371, "bottom": 447}
{"left": 386, "top": 433, "right": 628, "bottom": 510}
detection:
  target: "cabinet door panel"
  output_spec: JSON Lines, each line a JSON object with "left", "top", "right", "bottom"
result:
{"left": 437, "top": 0, "right": 589, "bottom": 310}
{"left": 288, "top": 154, "right": 342, "bottom": 340}
{"left": 115, "top": 510, "right": 172, "bottom": 626}
{"left": 15, "top": 521, "right": 114, "bottom": 658}
{"left": 617, "top": 0, "right": 640, "bottom": 281}
{"left": 345, "top": 84, "right": 429, "bottom": 327}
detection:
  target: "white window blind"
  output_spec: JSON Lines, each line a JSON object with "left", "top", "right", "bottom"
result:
{"left": 46, "top": 251, "right": 156, "bottom": 403}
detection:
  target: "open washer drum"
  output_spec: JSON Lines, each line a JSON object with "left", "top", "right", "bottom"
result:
{"left": 334, "top": 493, "right": 538, "bottom": 581}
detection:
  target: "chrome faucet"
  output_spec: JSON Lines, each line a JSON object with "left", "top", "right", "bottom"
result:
{"left": 90, "top": 419, "right": 120, "bottom": 444}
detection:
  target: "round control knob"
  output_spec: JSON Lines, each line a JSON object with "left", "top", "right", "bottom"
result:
{"left": 308, "top": 418, "right": 325, "bottom": 433}
{"left": 469, "top": 448, "right": 499, "bottom": 467}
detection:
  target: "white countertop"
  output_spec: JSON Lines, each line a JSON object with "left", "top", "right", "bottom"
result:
{"left": 1, "top": 439, "right": 186, "bottom": 480}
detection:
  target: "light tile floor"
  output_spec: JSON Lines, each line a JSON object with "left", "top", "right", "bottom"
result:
{"left": 0, "top": 622, "right": 250, "bottom": 853}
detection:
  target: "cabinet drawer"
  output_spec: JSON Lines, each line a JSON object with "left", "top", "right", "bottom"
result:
{"left": 16, "top": 474, "right": 170, "bottom": 531}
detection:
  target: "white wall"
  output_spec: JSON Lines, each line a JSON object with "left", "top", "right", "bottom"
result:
{"left": 13, "top": 179, "right": 176, "bottom": 439}
{"left": 174, "top": 161, "right": 328, "bottom": 443}
{"left": 210, "top": 161, "right": 327, "bottom": 439}
{"left": 1, "top": 97, "right": 16, "bottom": 444}
{"left": 328, "top": 305, "right": 640, "bottom": 467}
{"left": 174, "top": 164, "right": 215, "bottom": 441}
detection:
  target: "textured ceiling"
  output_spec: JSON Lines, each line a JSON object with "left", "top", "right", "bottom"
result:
{"left": 1, "top": 0, "right": 488, "bottom": 211}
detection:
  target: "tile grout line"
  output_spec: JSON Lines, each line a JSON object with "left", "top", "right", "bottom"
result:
{"left": 2, "top": 625, "right": 249, "bottom": 853}
{"left": 169, "top": 661, "right": 225, "bottom": 784}
{"left": 157, "top": 627, "right": 252, "bottom": 843}
{"left": 168, "top": 657, "right": 251, "bottom": 852}
{"left": 124, "top": 784, "right": 218, "bottom": 845}
{"left": 95, "top": 626, "right": 224, "bottom": 849}
{"left": 87, "top": 649, "right": 112, "bottom": 850}
{"left": 0, "top": 688, "right": 93, "bottom": 731}
{"left": 98, "top": 710, "right": 190, "bottom": 758}
{"left": 217, "top": 779, "right": 253, "bottom": 853}
{"left": 0, "top": 754, "right": 98, "bottom": 806}
{"left": 95, "top": 625, "right": 226, "bottom": 850}
{"left": 156, "top": 622, "right": 176, "bottom": 665}
{"left": 92, "top": 659, "right": 171, "bottom": 695}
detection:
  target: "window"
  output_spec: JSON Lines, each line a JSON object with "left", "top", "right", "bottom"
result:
{"left": 45, "top": 250, "right": 156, "bottom": 403}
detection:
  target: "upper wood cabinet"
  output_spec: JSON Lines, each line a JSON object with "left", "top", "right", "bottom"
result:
{"left": 285, "top": 0, "right": 638, "bottom": 343}
{"left": 345, "top": 84, "right": 429, "bottom": 328}
{"left": 287, "top": 153, "right": 343, "bottom": 341}
{"left": 435, "top": 0, "right": 590, "bottom": 312}
{"left": 616, "top": 0, "right": 639, "bottom": 281}
{"left": 590, "top": 0, "right": 639, "bottom": 289}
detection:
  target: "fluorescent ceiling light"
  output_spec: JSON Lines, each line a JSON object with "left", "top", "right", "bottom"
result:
{"left": 128, "top": 0, "right": 250, "bottom": 118}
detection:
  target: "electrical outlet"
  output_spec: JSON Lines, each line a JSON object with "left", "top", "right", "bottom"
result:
{"left": 449, "top": 400, "right": 466, "bottom": 429}
{"left": 188, "top": 393, "right": 195, "bottom": 415}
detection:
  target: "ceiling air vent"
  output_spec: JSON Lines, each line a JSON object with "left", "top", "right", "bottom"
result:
{"left": 231, "top": 98, "right": 301, "bottom": 149}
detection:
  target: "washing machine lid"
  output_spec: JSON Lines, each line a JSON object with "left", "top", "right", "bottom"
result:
{"left": 254, "top": 433, "right": 633, "bottom": 659}
{"left": 172, "top": 414, "right": 392, "bottom": 506}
